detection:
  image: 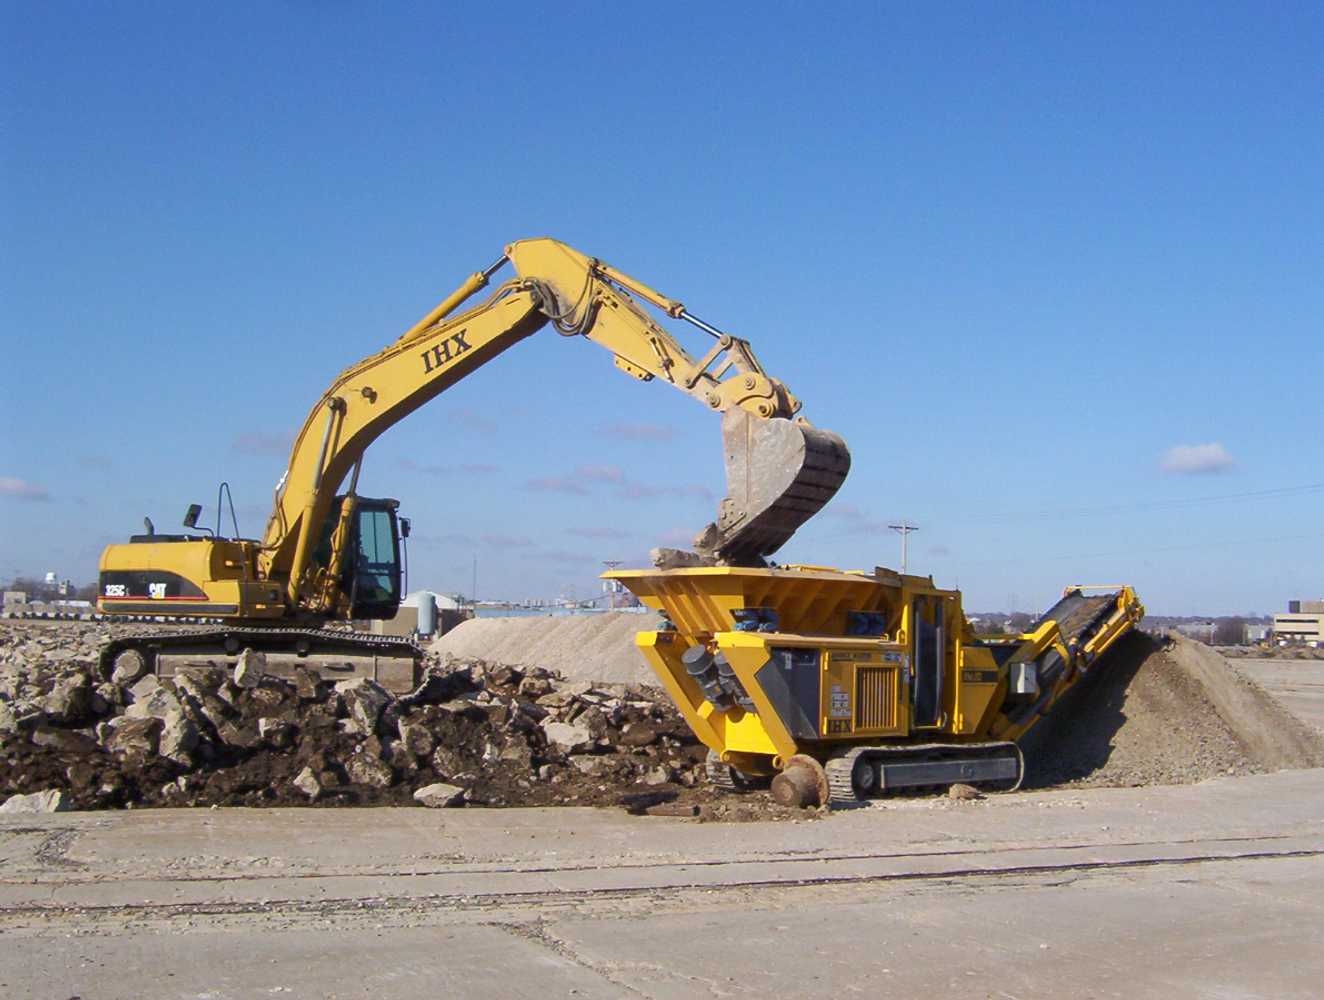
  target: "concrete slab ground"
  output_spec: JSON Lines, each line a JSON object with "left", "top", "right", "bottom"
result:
{"left": 3, "top": 770, "right": 1323, "bottom": 998}
{"left": 1234, "top": 657, "right": 1324, "bottom": 732}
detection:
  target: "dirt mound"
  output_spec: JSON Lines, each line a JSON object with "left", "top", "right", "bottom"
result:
{"left": 432, "top": 612, "right": 661, "bottom": 686}
{"left": 1020, "top": 631, "right": 1324, "bottom": 789}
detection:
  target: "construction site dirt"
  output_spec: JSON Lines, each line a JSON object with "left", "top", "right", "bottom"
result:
{"left": 2, "top": 618, "right": 1322, "bottom": 820}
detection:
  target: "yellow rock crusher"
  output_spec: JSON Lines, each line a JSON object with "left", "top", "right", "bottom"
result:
{"left": 607, "top": 565, "right": 1143, "bottom": 807}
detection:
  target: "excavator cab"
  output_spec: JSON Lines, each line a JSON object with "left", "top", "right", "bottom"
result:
{"left": 312, "top": 496, "right": 405, "bottom": 620}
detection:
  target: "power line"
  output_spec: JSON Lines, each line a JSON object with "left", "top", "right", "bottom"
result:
{"left": 888, "top": 522, "right": 918, "bottom": 573}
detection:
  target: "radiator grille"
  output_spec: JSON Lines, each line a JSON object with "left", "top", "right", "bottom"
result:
{"left": 854, "top": 666, "right": 899, "bottom": 730}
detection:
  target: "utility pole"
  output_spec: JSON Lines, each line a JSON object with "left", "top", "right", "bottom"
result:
{"left": 602, "top": 560, "right": 622, "bottom": 608}
{"left": 471, "top": 556, "right": 477, "bottom": 607}
{"left": 888, "top": 522, "right": 918, "bottom": 574}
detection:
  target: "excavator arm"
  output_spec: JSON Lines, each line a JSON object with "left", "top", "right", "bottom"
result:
{"left": 258, "top": 238, "right": 850, "bottom": 612}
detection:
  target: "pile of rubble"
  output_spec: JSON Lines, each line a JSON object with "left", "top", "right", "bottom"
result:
{"left": 0, "top": 622, "right": 713, "bottom": 812}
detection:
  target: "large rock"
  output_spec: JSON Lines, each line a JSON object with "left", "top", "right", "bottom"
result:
{"left": 642, "top": 765, "right": 672, "bottom": 786}
{"left": 292, "top": 766, "right": 322, "bottom": 800}
{"left": 124, "top": 683, "right": 183, "bottom": 721}
{"left": 215, "top": 719, "right": 261, "bottom": 750}
{"left": 0, "top": 700, "right": 16, "bottom": 736}
{"left": 42, "top": 675, "right": 93, "bottom": 724}
{"left": 336, "top": 678, "right": 393, "bottom": 736}
{"left": 158, "top": 710, "right": 199, "bottom": 765}
{"left": 29, "top": 727, "right": 98, "bottom": 754}
{"left": 106, "top": 716, "right": 163, "bottom": 759}
{"left": 233, "top": 648, "right": 266, "bottom": 689}
{"left": 345, "top": 751, "right": 394, "bottom": 788}
{"left": 413, "top": 782, "right": 465, "bottom": 808}
{"left": 541, "top": 718, "right": 593, "bottom": 753}
{"left": 0, "top": 789, "right": 71, "bottom": 814}
{"left": 258, "top": 717, "right": 296, "bottom": 749}
{"left": 172, "top": 674, "right": 230, "bottom": 729}
{"left": 96, "top": 678, "right": 125, "bottom": 709}
{"left": 292, "top": 666, "right": 323, "bottom": 701}
{"left": 568, "top": 755, "right": 614, "bottom": 778}
{"left": 397, "top": 720, "right": 435, "bottom": 759}
{"left": 127, "top": 674, "right": 161, "bottom": 703}
{"left": 619, "top": 721, "right": 663, "bottom": 747}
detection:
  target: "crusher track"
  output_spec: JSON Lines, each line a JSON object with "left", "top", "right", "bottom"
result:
{"left": 825, "top": 742, "right": 1024, "bottom": 806}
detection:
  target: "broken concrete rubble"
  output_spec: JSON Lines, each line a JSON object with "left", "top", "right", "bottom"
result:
{"left": 413, "top": 782, "right": 465, "bottom": 808}
{"left": 0, "top": 787, "right": 70, "bottom": 814}
{"left": 124, "top": 683, "right": 183, "bottom": 721}
{"left": 233, "top": 648, "right": 265, "bottom": 689}
{"left": 0, "top": 620, "right": 711, "bottom": 813}
{"left": 541, "top": 719, "right": 594, "bottom": 753}
{"left": 292, "top": 766, "right": 322, "bottom": 800}
{"left": 336, "top": 677, "right": 391, "bottom": 736}
{"left": 158, "top": 710, "right": 200, "bottom": 766}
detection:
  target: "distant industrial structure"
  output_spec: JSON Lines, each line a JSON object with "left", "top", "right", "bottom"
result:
{"left": 1275, "top": 599, "right": 1324, "bottom": 646}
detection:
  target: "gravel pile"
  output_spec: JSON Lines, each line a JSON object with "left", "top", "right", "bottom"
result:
{"left": 431, "top": 612, "right": 662, "bottom": 686}
{"left": 1020, "top": 631, "right": 1324, "bottom": 788}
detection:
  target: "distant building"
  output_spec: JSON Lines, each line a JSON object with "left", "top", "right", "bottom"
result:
{"left": 1275, "top": 599, "right": 1324, "bottom": 644}
{"left": 1274, "top": 613, "right": 1324, "bottom": 645}
{"left": 401, "top": 590, "right": 463, "bottom": 611}
{"left": 1245, "top": 623, "right": 1271, "bottom": 643}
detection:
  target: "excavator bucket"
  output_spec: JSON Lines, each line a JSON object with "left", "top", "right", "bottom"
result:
{"left": 693, "top": 409, "right": 851, "bottom": 565}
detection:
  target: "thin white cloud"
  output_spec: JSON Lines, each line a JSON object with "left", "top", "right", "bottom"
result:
{"left": 576, "top": 464, "right": 626, "bottom": 484}
{"left": 600, "top": 422, "right": 677, "bottom": 443}
{"left": 533, "top": 548, "right": 597, "bottom": 564}
{"left": 654, "top": 527, "right": 696, "bottom": 547}
{"left": 566, "top": 526, "right": 633, "bottom": 540}
{"left": 232, "top": 431, "right": 294, "bottom": 457}
{"left": 0, "top": 477, "right": 51, "bottom": 502}
{"left": 1160, "top": 442, "right": 1235, "bottom": 475}
{"left": 526, "top": 475, "right": 589, "bottom": 495}
{"left": 398, "top": 458, "right": 499, "bottom": 477}
{"left": 450, "top": 408, "right": 497, "bottom": 435}
{"left": 480, "top": 533, "right": 536, "bottom": 549}
{"left": 618, "top": 482, "right": 715, "bottom": 502}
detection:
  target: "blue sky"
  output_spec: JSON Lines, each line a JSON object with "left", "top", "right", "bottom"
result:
{"left": 2, "top": 3, "right": 1320, "bottom": 615}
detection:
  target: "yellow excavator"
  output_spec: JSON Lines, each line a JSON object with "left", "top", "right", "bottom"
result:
{"left": 96, "top": 238, "right": 850, "bottom": 686}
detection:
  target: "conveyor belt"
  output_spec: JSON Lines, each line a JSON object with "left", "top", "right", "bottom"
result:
{"left": 1034, "top": 592, "right": 1121, "bottom": 647}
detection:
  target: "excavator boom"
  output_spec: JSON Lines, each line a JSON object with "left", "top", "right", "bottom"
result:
{"left": 257, "top": 237, "right": 849, "bottom": 611}
{"left": 96, "top": 238, "right": 849, "bottom": 689}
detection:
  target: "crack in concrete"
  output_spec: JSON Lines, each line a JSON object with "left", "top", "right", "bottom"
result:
{"left": 496, "top": 918, "right": 654, "bottom": 997}
{"left": 34, "top": 829, "right": 84, "bottom": 869}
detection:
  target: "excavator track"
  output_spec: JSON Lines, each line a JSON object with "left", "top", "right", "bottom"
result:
{"left": 99, "top": 626, "right": 422, "bottom": 692}
{"left": 824, "top": 742, "right": 1024, "bottom": 807}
